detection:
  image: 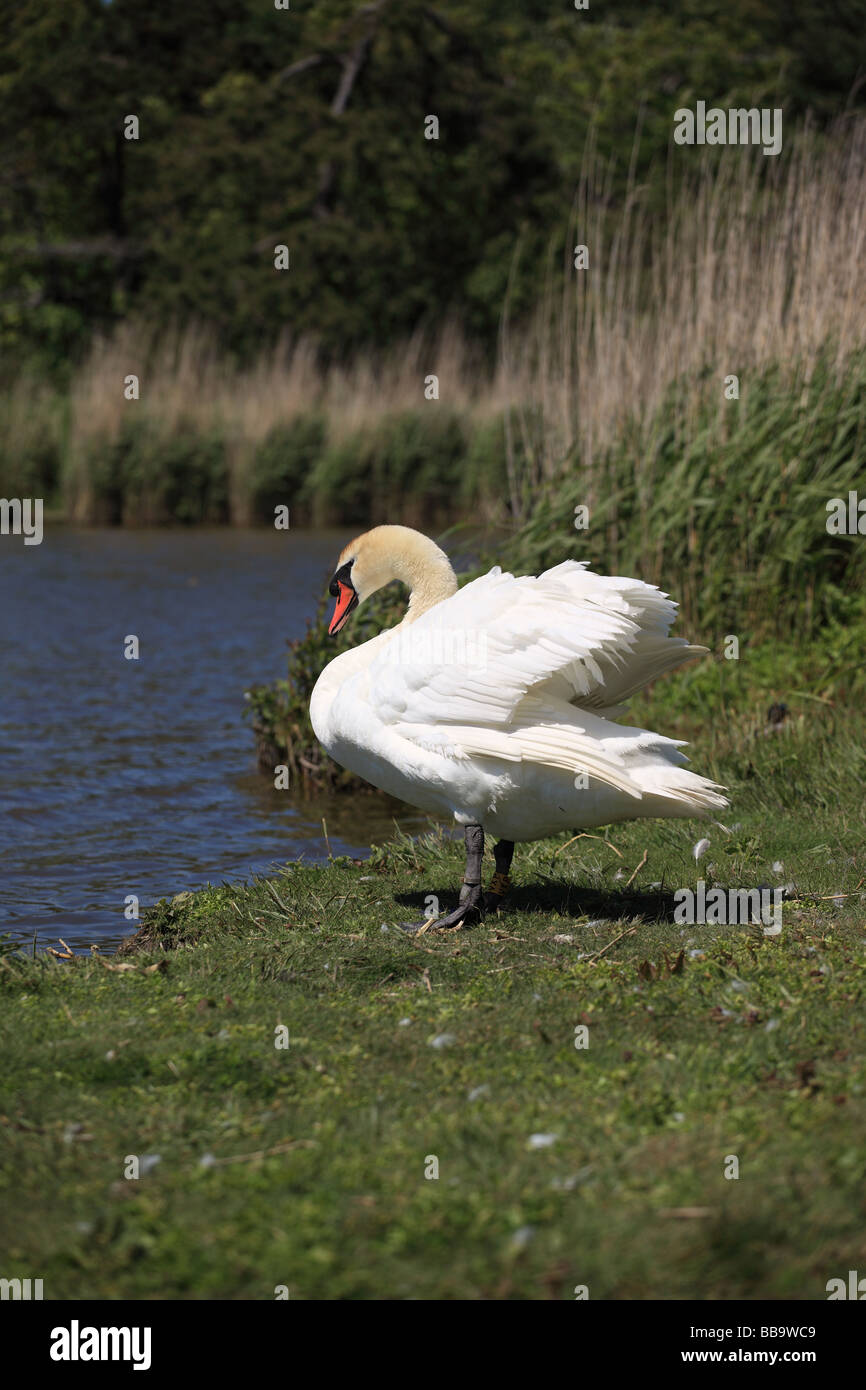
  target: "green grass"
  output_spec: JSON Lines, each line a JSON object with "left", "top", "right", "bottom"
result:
{"left": 2, "top": 687, "right": 865, "bottom": 1299}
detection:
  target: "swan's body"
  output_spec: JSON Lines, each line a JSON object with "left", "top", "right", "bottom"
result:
{"left": 310, "top": 526, "right": 727, "bottom": 928}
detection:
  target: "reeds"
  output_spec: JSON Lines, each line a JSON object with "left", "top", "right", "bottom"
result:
{"left": 1, "top": 116, "right": 863, "bottom": 543}
{"left": 500, "top": 114, "right": 866, "bottom": 499}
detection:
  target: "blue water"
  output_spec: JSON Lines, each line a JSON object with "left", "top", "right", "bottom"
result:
{"left": 0, "top": 527, "right": 422, "bottom": 950}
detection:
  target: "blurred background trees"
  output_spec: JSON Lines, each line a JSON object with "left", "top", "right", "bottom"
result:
{"left": 1, "top": 0, "right": 864, "bottom": 372}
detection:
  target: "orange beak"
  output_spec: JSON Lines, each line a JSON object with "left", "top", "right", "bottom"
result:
{"left": 329, "top": 580, "right": 357, "bottom": 635}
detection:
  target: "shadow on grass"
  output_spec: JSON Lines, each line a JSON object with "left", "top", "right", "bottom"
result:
{"left": 393, "top": 879, "right": 681, "bottom": 924}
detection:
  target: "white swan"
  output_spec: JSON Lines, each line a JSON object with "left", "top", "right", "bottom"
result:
{"left": 310, "top": 525, "right": 727, "bottom": 931}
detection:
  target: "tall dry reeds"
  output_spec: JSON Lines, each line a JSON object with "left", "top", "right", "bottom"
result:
{"left": 2, "top": 115, "right": 864, "bottom": 528}
{"left": 500, "top": 114, "right": 866, "bottom": 504}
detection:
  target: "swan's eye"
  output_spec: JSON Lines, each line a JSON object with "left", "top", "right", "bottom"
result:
{"left": 329, "top": 560, "right": 355, "bottom": 597}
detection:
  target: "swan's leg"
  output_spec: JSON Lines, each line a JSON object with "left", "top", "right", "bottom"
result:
{"left": 484, "top": 838, "right": 514, "bottom": 912}
{"left": 398, "top": 823, "right": 484, "bottom": 933}
{"left": 457, "top": 823, "right": 484, "bottom": 905}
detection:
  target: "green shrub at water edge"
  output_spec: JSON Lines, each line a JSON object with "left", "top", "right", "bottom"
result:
{"left": 309, "top": 410, "right": 470, "bottom": 527}
{"left": 66, "top": 419, "right": 229, "bottom": 524}
{"left": 0, "top": 384, "right": 66, "bottom": 503}
{"left": 505, "top": 349, "right": 866, "bottom": 639}
{"left": 248, "top": 414, "right": 326, "bottom": 525}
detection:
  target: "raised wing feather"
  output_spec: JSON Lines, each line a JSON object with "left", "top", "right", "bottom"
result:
{"left": 367, "top": 561, "right": 701, "bottom": 735}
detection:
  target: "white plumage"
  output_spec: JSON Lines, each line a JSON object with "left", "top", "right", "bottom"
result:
{"left": 310, "top": 532, "right": 727, "bottom": 845}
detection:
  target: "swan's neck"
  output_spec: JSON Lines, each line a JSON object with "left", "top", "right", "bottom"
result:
{"left": 311, "top": 534, "right": 456, "bottom": 739}
{"left": 386, "top": 535, "right": 458, "bottom": 626}
{"left": 402, "top": 569, "right": 458, "bottom": 624}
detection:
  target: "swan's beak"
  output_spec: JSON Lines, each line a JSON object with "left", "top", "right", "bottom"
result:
{"left": 328, "top": 577, "right": 359, "bottom": 635}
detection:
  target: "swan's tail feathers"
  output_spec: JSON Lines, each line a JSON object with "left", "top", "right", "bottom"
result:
{"left": 516, "top": 703, "right": 729, "bottom": 818}
{"left": 455, "top": 719, "right": 728, "bottom": 817}
{"left": 594, "top": 720, "right": 729, "bottom": 817}
{"left": 636, "top": 764, "right": 729, "bottom": 818}
{"left": 441, "top": 721, "right": 646, "bottom": 799}
{"left": 514, "top": 724, "right": 645, "bottom": 798}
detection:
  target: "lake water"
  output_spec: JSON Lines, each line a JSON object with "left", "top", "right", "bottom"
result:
{"left": 0, "top": 527, "right": 426, "bottom": 951}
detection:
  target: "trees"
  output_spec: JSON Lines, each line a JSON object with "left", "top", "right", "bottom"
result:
{"left": 0, "top": 0, "right": 861, "bottom": 371}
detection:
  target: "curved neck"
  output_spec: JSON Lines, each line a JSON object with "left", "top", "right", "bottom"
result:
{"left": 401, "top": 557, "right": 458, "bottom": 624}
{"left": 360, "top": 526, "right": 457, "bottom": 625}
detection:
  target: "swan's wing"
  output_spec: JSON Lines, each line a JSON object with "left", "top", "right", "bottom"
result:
{"left": 366, "top": 561, "right": 703, "bottom": 738}
{"left": 532, "top": 560, "right": 709, "bottom": 714}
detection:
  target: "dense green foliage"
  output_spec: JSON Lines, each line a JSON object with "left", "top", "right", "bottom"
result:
{"left": 0, "top": 398, "right": 520, "bottom": 526}
{"left": 2, "top": 0, "right": 864, "bottom": 369}
{"left": 511, "top": 355, "right": 866, "bottom": 635}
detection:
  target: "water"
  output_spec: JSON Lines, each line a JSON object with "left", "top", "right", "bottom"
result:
{"left": 0, "top": 527, "right": 426, "bottom": 951}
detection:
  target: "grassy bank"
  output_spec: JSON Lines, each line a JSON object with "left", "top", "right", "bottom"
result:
{"left": 2, "top": 652, "right": 865, "bottom": 1299}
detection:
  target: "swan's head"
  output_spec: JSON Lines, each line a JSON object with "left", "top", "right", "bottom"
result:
{"left": 326, "top": 525, "right": 458, "bottom": 635}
